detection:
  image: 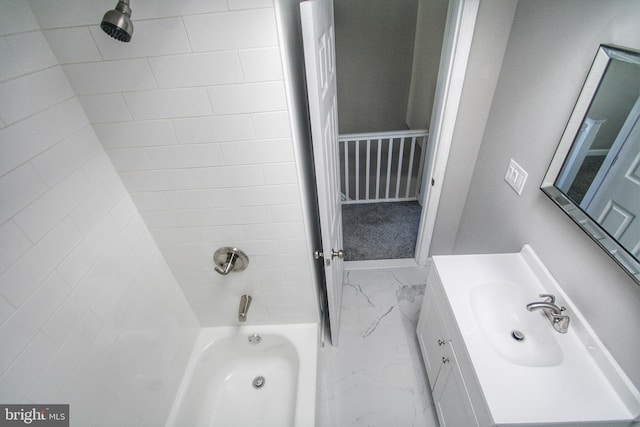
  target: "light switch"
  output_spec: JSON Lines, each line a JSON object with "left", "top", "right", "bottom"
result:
{"left": 504, "top": 158, "right": 527, "bottom": 195}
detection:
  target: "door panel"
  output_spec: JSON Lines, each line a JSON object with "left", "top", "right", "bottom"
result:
{"left": 586, "top": 103, "right": 640, "bottom": 259}
{"left": 301, "top": 0, "right": 345, "bottom": 345}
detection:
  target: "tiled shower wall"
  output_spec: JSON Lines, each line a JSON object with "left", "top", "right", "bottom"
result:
{"left": 28, "top": 0, "right": 318, "bottom": 326}
{"left": 0, "top": 1, "right": 200, "bottom": 424}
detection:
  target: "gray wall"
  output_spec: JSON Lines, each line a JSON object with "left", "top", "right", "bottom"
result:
{"left": 335, "top": 0, "right": 418, "bottom": 133}
{"left": 430, "top": 0, "right": 517, "bottom": 255}
{"left": 437, "top": 0, "right": 640, "bottom": 387}
{"left": 406, "top": 0, "right": 449, "bottom": 129}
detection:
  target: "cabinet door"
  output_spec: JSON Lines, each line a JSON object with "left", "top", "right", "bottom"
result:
{"left": 434, "top": 348, "right": 479, "bottom": 427}
{"left": 417, "top": 284, "right": 449, "bottom": 391}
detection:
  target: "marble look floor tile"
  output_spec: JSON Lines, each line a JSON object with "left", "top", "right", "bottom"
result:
{"left": 317, "top": 266, "right": 439, "bottom": 427}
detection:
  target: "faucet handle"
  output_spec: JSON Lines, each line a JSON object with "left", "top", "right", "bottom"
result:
{"left": 551, "top": 314, "right": 570, "bottom": 333}
{"left": 213, "top": 247, "right": 249, "bottom": 275}
{"left": 539, "top": 293, "right": 555, "bottom": 303}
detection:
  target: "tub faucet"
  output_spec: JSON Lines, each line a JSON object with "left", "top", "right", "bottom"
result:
{"left": 238, "top": 295, "right": 252, "bottom": 322}
{"left": 526, "top": 294, "right": 570, "bottom": 333}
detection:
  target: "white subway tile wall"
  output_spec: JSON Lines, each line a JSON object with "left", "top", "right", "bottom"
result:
{"left": 0, "top": 2, "right": 200, "bottom": 424}
{"left": 33, "top": 0, "right": 318, "bottom": 326}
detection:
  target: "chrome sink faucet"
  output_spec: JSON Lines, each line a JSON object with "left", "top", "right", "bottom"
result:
{"left": 526, "top": 294, "right": 570, "bottom": 333}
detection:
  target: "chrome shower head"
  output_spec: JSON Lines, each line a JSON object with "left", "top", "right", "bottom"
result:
{"left": 101, "top": 0, "right": 134, "bottom": 42}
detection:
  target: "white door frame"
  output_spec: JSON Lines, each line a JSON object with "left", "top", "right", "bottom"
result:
{"left": 415, "top": 0, "right": 480, "bottom": 265}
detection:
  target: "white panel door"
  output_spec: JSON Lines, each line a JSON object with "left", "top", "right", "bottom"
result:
{"left": 586, "top": 108, "right": 640, "bottom": 260}
{"left": 300, "top": 0, "right": 345, "bottom": 345}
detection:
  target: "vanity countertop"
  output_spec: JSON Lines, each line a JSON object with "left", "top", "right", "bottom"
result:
{"left": 432, "top": 245, "right": 640, "bottom": 425}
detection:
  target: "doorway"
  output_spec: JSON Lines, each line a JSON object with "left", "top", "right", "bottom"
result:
{"left": 274, "top": 0, "right": 480, "bottom": 344}
{"left": 333, "top": 0, "right": 448, "bottom": 261}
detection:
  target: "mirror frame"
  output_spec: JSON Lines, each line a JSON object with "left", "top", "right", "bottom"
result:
{"left": 541, "top": 44, "right": 640, "bottom": 285}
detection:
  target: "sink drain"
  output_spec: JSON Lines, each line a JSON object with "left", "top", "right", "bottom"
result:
{"left": 248, "top": 334, "right": 262, "bottom": 344}
{"left": 511, "top": 330, "right": 525, "bottom": 341}
{"left": 252, "top": 376, "right": 265, "bottom": 389}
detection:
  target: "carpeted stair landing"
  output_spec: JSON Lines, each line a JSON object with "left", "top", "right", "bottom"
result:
{"left": 342, "top": 201, "right": 421, "bottom": 261}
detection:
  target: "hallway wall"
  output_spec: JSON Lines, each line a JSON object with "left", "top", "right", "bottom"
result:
{"left": 0, "top": 2, "right": 199, "bottom": 423}
{"left": 27, "top": 0, "right": 318, "bottom": 326}
{"left": 406, "top": 0, "right": 449, "bottom": 130}
{"left": 335, "top": 0, "right": 418, "bottom": 133}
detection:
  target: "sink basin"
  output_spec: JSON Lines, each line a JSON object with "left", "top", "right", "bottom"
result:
{"left": 469, "top": 282, "right": 563, "bottom": 367}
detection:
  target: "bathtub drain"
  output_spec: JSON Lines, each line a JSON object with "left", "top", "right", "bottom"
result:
{"left": 511, "top": 330, "right": 525, "bottom": 341}
{"left": 252, "top": 376, "right": 265, "bottom": 389}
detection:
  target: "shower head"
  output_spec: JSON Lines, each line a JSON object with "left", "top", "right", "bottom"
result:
{"left": 101, "top": 0, "right": 134, "bottom": 42}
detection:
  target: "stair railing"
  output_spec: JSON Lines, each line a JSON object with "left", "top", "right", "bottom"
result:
{"left": 339, "top": 129, "right": 428, "bottom": 204}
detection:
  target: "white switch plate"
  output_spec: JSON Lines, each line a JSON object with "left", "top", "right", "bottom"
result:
{"left": 504, "top": 158, "right": 528, "bottom": 195}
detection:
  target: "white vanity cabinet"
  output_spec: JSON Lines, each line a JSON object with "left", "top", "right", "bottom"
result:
{"left": 417, "top": 281, "right": 449, "bottom": 391}
{"left": 416, "top": 247, "right": 640, "bottom": 427}
{"left": 417, "top": 273, "right": 489, "bottom": 427}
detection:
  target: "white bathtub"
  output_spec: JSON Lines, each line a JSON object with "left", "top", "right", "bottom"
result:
{"left": 166, "top": 323, "right": 318, "bottom": 427}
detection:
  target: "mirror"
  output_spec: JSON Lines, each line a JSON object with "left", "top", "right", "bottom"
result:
{"left": 542, "top": 45, "right": 640, "bottom": 284}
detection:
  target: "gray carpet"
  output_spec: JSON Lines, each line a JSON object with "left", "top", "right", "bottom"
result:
{"left": 342, "top": 201, "right": 422, "bottom": 261}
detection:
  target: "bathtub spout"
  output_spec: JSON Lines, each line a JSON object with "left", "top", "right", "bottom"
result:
{"left": 239, "top": 295, "right": 252, "bottom": 322}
